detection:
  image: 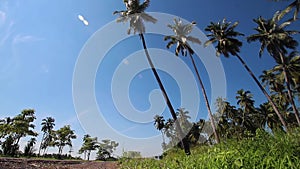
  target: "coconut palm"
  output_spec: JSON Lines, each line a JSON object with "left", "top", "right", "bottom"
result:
{"left": 204, "top": 19, "right": 288, "bottom": 131}
{"left": 154, "top": 115, "right": 166, "bottom": 149}
{"left": 236, "top": 89, "right": 263, "bottom": 134}
{"left": 247, "top": 12, "right": 299, "bottom": 127}
{"left": 272, "top": 52, "right": 300, "bottom": 125}
{"left": 38, "top": 117, "right": 55, "bottom": 156}
{"left": 260, "top": 70, "right": 285, "bottom": 93}
{"left": 114, "top": 0, "right": 190, "bottom": 154}
{"left": 165, "top": 18, "right": 220, "bottom": 143}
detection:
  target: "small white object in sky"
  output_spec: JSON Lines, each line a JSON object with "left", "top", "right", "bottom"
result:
{"left": 78, "top": 14, "right": 89, "bottom": 26}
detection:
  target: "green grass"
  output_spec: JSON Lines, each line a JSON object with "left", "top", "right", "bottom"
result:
{"left": 120, "top": 129, "right": 300, "bottom": 169}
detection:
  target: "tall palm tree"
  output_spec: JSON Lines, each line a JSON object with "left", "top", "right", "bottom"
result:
{"left": 164, "top": 19, "right": 220, "bottom": 143}
{"left": 38, "top": 117, "right": 55, "bottom": 156}
{"left": 114, "top": 0, "right": 190, "bottom": 154}
{"left": 247, "top": 13, "right": 299, "bottom": 127}
{"left": 204, "top": 19, "right": 288, "bottom": 131}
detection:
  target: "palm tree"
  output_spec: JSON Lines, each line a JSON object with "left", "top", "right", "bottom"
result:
{"left": 247, "top": 12, "right": 299, "bottom": 127}
{"left": 38, "top": 117, "right": 55, "bottom": 156}
{"left": 114, "top": 0, "right": 190, "bottom": 154}
{"left": 153, "top": 115, "right": 166, "bottom": 149}
{"left": 272, "top": 52, "right": 300, "bottom": 125}
{"left": 260, "top": 70, "right": 285, "bottom": 93}
{"left": 236, "top": 89, "right": 263, "bottom": 134}
{"left": 204, "top": 19, "right": 288, "bottom": 131}
{"left": 164, "top": 18, "right": 220, "bottom": 143}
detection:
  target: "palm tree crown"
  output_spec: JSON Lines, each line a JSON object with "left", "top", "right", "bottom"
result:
{"left": 113, "top": 0, "right": 156, "bottom": 34}
{"left": 247, "top": 12, "right": 299, "bottom": 61}
{"left": 164, "top": 18, "right": 201, "bottom": 56}
{"left": 204, "top": 19, "right": 244, "bottom": 57}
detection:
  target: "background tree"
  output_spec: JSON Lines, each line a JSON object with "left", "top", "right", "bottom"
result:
{"left": 53, "top": 125, "right": 76, "bottom": 156}
{"left": 96, "top": 139, "right": 119, "bottom": 161}
{"left": 38, "top": 117, "right": 55, "bottom": 156}
{"left": 79, "top": 134, "right": 99, "bottom": 161}
{"left": 154, "top": 115, "right": 166, "bottom": 150}
{"left": 24, "top": 138, "right": 36, "bottom": 157}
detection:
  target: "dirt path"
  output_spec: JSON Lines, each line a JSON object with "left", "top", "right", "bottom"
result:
{"left": 0, "top": 158, "right": 119, "bottom": 169}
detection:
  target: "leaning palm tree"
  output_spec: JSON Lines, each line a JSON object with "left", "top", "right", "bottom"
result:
{"left": 114, "top": 0, "right": 190, "bottom": 154}
{"left": 164, "top": 19, "right": 220, "bottom": 143}
{"left": 38, "top": 117, "right": 55, "bottom": 156}
{"left": 247, "top": 12, "right": 299, "bottom": 127}
{"left": 204, "top": 19, "right": 288, "bottom": 131}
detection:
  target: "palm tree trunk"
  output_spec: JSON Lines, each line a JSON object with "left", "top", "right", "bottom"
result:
{"left": 161, "top": 130, "right": 166, "bottom": 149}
{"left": 235, "top": 54, "right": 288, "bottom": 131}
{"left": 278, "top": 52, "right": 300, "bottom": 126}
{"left": 38, "top": 133, "right": 45, "bottom": 157}
{"left": 189, "top": 55, "right": 220, "bottom": 144}
{"left": 139, "top": 33, "right": 190, "bottom": 155}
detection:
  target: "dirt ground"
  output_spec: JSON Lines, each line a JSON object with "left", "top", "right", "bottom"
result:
{"left": 0, "top": 158, "right": 119, "bottom": 169}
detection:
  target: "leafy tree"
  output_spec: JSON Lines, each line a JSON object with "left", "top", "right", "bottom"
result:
{"left": 247, "top": 12, "right": 299, "bottom": 126}
{"left": 11, "top": 109, "right": 37, "bottom": 147}
{"left": 165, "top": 18, "right": 220, "bottom": 143}
{"left": 38, "top": 117, "right": 55, "bottom": 156}
{"left": 114, "top": 0, "right": 190, "bottom": 155}
{"left": 79, "top": 134, "right": 99, "bottom": 161}
{"left": 53, "top": 125, "right": 76, "bottom": 156}
{"left": 1, "top": 135, "right": 17, "bottom": 156}
{"left": 96, "top": 139, "right": 119, "bottom": 161}
{"left": 204, "top": 19, "right": 288, "bottom": 131}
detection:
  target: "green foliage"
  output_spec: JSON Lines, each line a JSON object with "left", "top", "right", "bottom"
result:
{"left": 53, "top": 125, "right": 77, "bottom": 155}
{"left": 24, "top": 138, "right": 37, "bottom": 157}
{"left": 120, "top": 129, "right": 300, "bottom": 169}
{"left": 96, "top": 139, "right": 119, "bottom": 161}
{"left": 79, "top": 134, "right": 99, "bottom": 160}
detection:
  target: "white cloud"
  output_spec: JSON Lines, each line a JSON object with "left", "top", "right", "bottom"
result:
{"left": 13, "top": 35, "right": 43, "bottom": 44}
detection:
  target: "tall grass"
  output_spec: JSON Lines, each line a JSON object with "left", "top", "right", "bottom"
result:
{"left": 120, "top": 129, "right": 300, "bottom": 169}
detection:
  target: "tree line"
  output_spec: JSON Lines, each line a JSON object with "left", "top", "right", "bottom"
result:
{"left": 0, "top": 110, "right": 119, "bottom": 160}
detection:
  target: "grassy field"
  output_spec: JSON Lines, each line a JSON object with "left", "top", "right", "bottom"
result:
{"left": 120, "top": 129, "right": 300, "bottom": 169}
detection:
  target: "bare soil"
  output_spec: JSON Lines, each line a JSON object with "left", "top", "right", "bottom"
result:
{"left": 0, "top": 158, "right": 119, "bottom": 169}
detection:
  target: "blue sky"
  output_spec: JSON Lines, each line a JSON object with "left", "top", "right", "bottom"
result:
{"left": 0, "top": 0, "right": 299, "bottom": 157}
